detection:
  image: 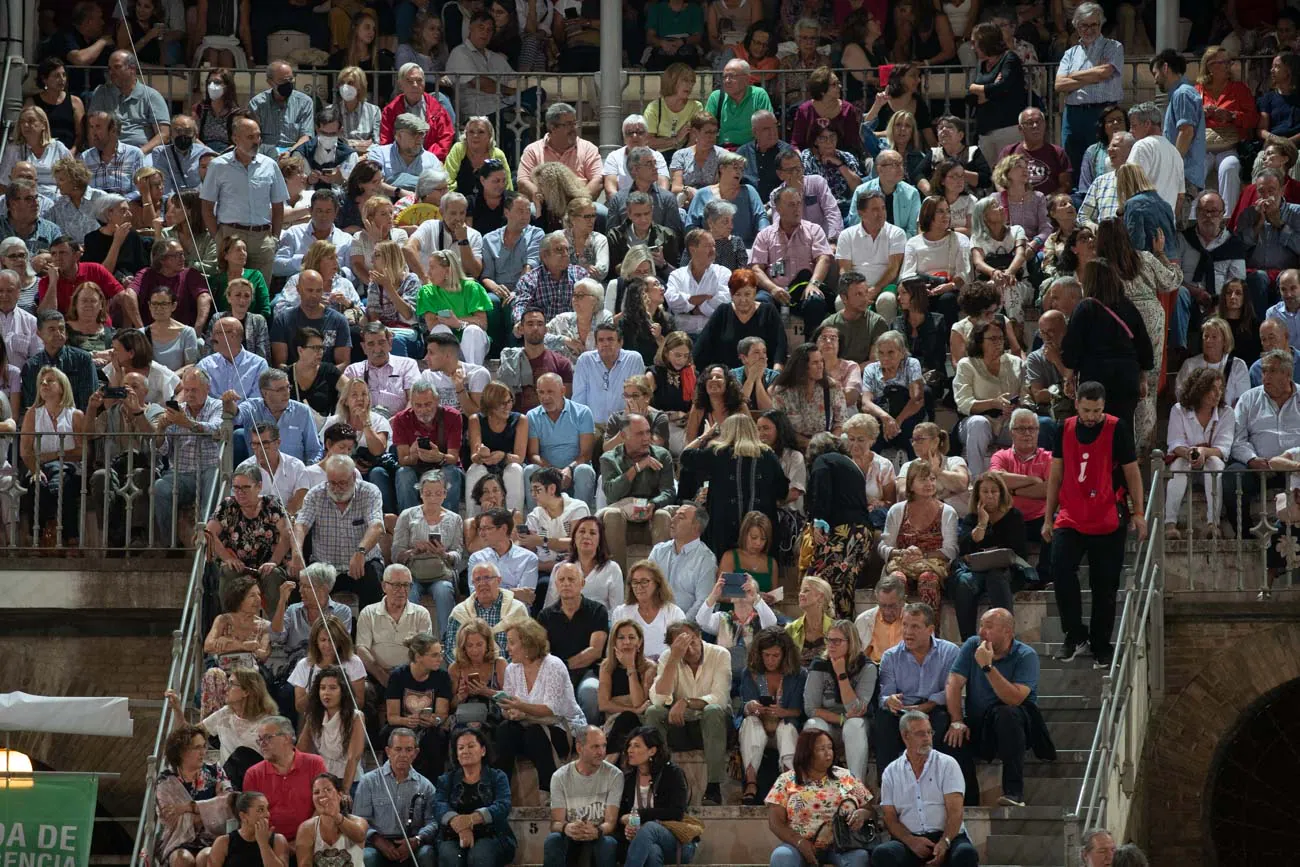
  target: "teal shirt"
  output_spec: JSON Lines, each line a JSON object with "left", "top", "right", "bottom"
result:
{"left": 706, "top": 86, "right": 773, "bottom": 147}
{"left": 647, "top": 1, "right": 705, "bottom": 39}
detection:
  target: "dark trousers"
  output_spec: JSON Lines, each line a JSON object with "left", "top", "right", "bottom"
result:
{"left": 946, "top": 565, "right": 1018, "bottom": 642}
{"left": 873, "top": 706, "right": 952, "bottom": 773}
{"left": 1023, "top": 516, "right": 1053, "bottom": 585}
{"left": 871, "top": 831, "right": 979, "bottom": 867}
{"left": 1222, "top": 463, "right": 1283, "bottom": 537}
{"left": 1051, "top": 524, "right": 1126, "bottom": 659}
{"left": 495, "top": 721, "right": 570, "bottom": 791}
{"left": 333, "top": 560, "right": 384, "bottom": 607}
{"left": 954, "top": 703, "right": 1031, "bottom": 805}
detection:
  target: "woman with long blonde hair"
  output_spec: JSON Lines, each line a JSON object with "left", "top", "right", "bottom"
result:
{"left": 0, "top": 104, "right": 70, "bottom": 196}
{"left": 883, "top": 109, "right": 927, "bottom": 185}
{"left": 532, "top": 161, "right": 588, "bottom": 231}
{"left": 686, "top": 413, "right": 789, "bottom": 554}
{"left": 22, "top": 367, "right": 87, "bottom": 544}
{"left": 366, "top": 238, "right": 421, "bottom": 353}
{"left": 1114, "top": 162, "right": 1175, "bottom": 255}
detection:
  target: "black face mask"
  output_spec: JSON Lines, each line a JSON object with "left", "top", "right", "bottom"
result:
{"left": 172, "top": 134, "right": 193, "bottom": 151}
{"left": 276, "top": 81, "right": 294, "bottom": 99}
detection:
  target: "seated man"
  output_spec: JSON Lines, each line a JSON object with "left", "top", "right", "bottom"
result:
{"left": 524, "top": 372, "right": 597, "bottom": 509}
{"left": 371, "top": 114, "right": 445, "bottom": 200}
{"left": 292, "top": 105, "right": 356, "bottom": 190}
{"left": 1176, "top": 190, "right": 1246, "bottom": 351}
{"left": 390, "top": 380, "right": 464, "bottom": 513}
{"left": 854, "top": 573, "right": 905, "bottom": 664}
{"left": 1249, "top": 319, "right": 1300, "bottom": 386}
{"left": 134, "top": 238, "right": 213, "bottom": 332}
{"left": 543, "top": 724, "right": 621, "bottom": 867}
{"left": 294, "top": 454, "right": 386, "bottom": 606}
{"left": 602, "top": 114, "right": 670, "bottom": 197}
{"left": 79, "top": 112, "right": 144, "bottom": 198}
{"left": 273, "top": 189, "right": 352, "bottom": 279}
{"left": 666, "top": 228, "right": 731, "bottom": 336}
{"left": 198, "top": 316, "right": 268, "bottom": 398}
{"left": 737, "top": 109, "right": 791, "bottom": 199}
{"left": 1240, "top": 169, "right": 1300, "bottom": 316}
{"left": 516, "top": 103, "right": 605, "bottom": 219}
{"left": 573, "top": 324, "right": 647, "bottom": 443}
{"left": 836, "top": 191, "right": 906, "bottom": 320}
{"left": 846, "top": 150, "right": 920, "bottom": 236}
{"left": 523, "top": 467, "right": 590, "bottom": 584}
{"left": 1226, "top": 348, "right": 1300, "bottom": 535}
{"left": 1077, "top": 131, "right": 1134, "bottom": 225}
{"left": 646, "top": 620, "right": 732, "bottom": 806}
{"left": 536, "top": 562, "right": 609, "bottom": 724}
{"left": 1267, "top": 267, "right": 1300, "bottom": 350}
{"left": 345, "top": 322, "right": 421, "bottom": 416}
{"left": 444, "top": 561, "right": 530, "bottom": 660}
{"left": 750, "top": 186, "right": 834, "bottom": 328}
{"left": 598, "top": 413, "right": 674, "bottom": 569}
{"left": 874, "top": 602, "right": 960, "bottom": 773}
{"left": 224, "top": 367, "right": 323, "bottom": 465}
{"left": 243, "top": 716, "right": 327, "bottom": 842}
{"left": 86, "top": 370, "right": 164, "bottom": 544}
{"left": 0, "top": 268, "right": 37, "bottom": 369}
{"left": 270, "top": 562, "right": 354, "bottom": 658}
{"left": 468, "top": 506, "right": 540, "bottom": 607}
{"left": 356, "top": 563, "right": 435, "bottom": 691}
{"left": 510, "top": 232, "right": 583, "bottom": 324}
{"left": 481, "top": 190, "right": 543, "bottom": 347}
{"left": 249, "top": 61, "right": 316, "bottom": 157}
{"left": 606, "top": 193, "right": 682, "bottom": 285}
{"left": 1023, "top": 312, "right": 1069, "bottom": 419}
{"left": 151, "top": 367, "right": 223, "bottom": 545}
{"left": 990, "top": 409, "right": 1053, "bottom": 584}
{"left": 269, "top": 269, "right": 352, "bottom": 366}
{"left": 353, "top": 727, "right": 438, "bottom": 867}
{"left": 648, "top": 503, "right": 717, "bottom": 622}
{"left": 240, "top": 421, "right": 311, "bottom": 515}
{"left": 873, "top": 710, "right": 979, "bottom": 867}
{"left": 21, "top": 308, "right": 96, "bottom": 410}
{"left": 35, "top": 235, "right": 127, "bottom": 323}
{"left": 419, "top": 331, "right": 490, "bottom": 414}
{"left": 606, "top": 146, "right": 684, "bottom": 235}
{"left": 769, "top": 149, "right": 842, "bottom": 242}
{"left": 945, "top": 607, "right": 1045, "bottom": 808}
{"left": 820, "top": 271, "right": 888, "bottom": 367}
{"left": 498, "top": 307, "right": 573, "bottom": 413}
{"left": 151, "top": 114, "right": 213, "bottom": 196}
{"left": 405, "top": 193, "right": 485, "bottom": 283}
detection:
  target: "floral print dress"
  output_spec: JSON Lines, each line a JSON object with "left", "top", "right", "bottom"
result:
{"left": 764, "top": 767, "right": 872, "bottom": 850}
{"left": 1125, "top": 252, "right": 1181, "bottom": 452}
{"left": 887, "top": 504, "right": 948, "bottom": 611}
{"left": 214, "top": 495, "right": 289, "bottom": 569}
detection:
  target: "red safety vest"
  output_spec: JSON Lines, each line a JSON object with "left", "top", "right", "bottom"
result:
{"left": 1056, "top": 415, "right": 1121, "bottom": 535}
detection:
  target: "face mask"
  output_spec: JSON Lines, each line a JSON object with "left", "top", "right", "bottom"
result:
{"left": 206, "top": 82, "right": 224, "bottom": 100}
{"left": 276, "top": 80, "right": 294, "bottom": 99}
{"left": 316, "top": 135, "right": 338, "bottom": 149}
{"left": 172, "top": 134, "right": 193, "bottom": 151}
{"left": 338, "top": 83, "right": 358, "bottom": 102}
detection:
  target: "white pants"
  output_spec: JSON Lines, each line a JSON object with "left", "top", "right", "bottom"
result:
{"left": 1208, "top": 150, "right": 1243, "bottom": 217}
{"left": 668, "top": 423, "right": 686, "bottom": 458}
{"left": 1164, "top": 455, "right": 1225, "bottom": 526}
{"left": 804, "top": 716, "right": 869, "bottom": 784}
{"left": 463, "top": 462, "right": 525, "bottom": 516}
{"left": 962, "top": 415, "right": 1012, "bottom": 480}
{"left": 740, "top": 716, "right": 798, "bottom": 773}
{"left": 429, "top": 322, "right": 489, "bottom": 366}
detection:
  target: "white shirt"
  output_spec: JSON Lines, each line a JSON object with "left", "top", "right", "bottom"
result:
{"left": 665, "top": 263, "right": 732, "bottom": 334}
{"left": 609, "top": 601, "right": 688, "bottom": 660}
{"left": 1128, "top": 135, "right": 1184, "bottom": 211}
{"left": 1166, "top": 402, "right": 1235, "bottom": 457}
{"left": 409, "top": 219, "right": 485, "bottom": 270}
{"left": 880, "top": 749, "right": 966, "bottom": 836}
{"left": 355, "top": 600, "right": 435, "bottom": 671}
{"left": 1174, "top": 354, "right": 1251, "bottom": 408}
{"left": 648, "top": 641, "right": 731, "bottom": 706}
{"left": 103, "top": 361, "right": 180, "bottom": 405}
{"left": 445, "top": 42, "right": 516, "bottom": 117}
{"left": 602, "top": 146, "right": 671, "bottom": 195}
{"left": 417, "top": 362, "right": 491, "bottom": 412}
{"left": 0, "top": 305, "right": 39, "bottom": 370}
{"left": 288, "top": 654, "right": 367, "bottom": 688}
{"left": 543, "top": 558, "right": 624, "bottom": 614}
{"left": 526, "top": 494, "right": 591, "bottom": 563}
{"left": 836, "top": 221, "right": 907, "bottom": 286}
{"left": 239, "top": 453, "right": 310, "bottom": 509}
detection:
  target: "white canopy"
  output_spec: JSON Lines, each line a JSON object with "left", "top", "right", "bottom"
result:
{"left": 0, "top": 692, "right": 134, "bottom": 737}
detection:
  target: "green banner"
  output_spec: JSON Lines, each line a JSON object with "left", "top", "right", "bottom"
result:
{"left": 0, "top": 774, "right": 98, "bottom": 867}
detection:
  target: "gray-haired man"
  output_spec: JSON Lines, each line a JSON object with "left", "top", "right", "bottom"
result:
{"left": 372, "top": 113, "right": 444, "bottom": 199}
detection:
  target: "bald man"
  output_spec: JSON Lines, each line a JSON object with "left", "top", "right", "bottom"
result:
{"left": 944, "top": 608, "right": 1044, "bottom": 808}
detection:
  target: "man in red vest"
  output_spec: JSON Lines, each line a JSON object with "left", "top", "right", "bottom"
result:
{"left": 1041, "top": 381, "right": 1147, "bottom": 670}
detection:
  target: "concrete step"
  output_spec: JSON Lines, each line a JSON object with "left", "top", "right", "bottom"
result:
{"left": 1039, "top": 720, "right": 1097, "bottom": 751}
{"left": 985, "top": 833, "right": 1067, "bottom": 866}
{"left": 1038, "top": 668, "right": 1106, "bottom": 697}
{"left": 1021, "top": 776, "right": 1085, "bottom": 805}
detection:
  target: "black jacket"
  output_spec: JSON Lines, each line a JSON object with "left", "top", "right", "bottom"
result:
{"left": 618, "top": 762, "right": 689, "bottom": 824}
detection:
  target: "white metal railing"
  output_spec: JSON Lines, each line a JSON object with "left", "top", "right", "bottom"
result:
{"left": 1063, "top": 452, "right": 1166, "bottom": 859}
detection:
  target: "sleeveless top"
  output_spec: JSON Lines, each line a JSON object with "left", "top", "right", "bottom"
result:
{"left": 475, "top": 411, "right": 520, "bottom": 457}
{"left": 35, "top": 406, "right": 77, "bottom": 459}
{"left": 310, "top": 816, "right": 365, "bottom": 867}
{"left": 34, "top": 93, "right": 77, "bottom": 150}
{"left": 314, "top": 710, "right": 354, "bottom": 779}
{"left": 710, "top": 0, "right": 749, "bottom": 46}
{"left": 896, "top": 503, "right": 944, "bottom": 554}
{"left": 730, "top": 549, "right": 775, "bottom": 593}
{"left": 205, "top": 0, "right": 239, "bottom": 37}
{"left": 225, "top": 831, "right": 266, "bottom": 867}
{"left": 1057, "top": 415, "right": 1121, "bottom": 535}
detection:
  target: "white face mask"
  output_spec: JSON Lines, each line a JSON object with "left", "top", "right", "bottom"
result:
{"left": 317, "top": 135, "right": 338, "bottom": 149}
{"left": 338, "top": 84, "right": 358, "bottom": 102}
{"left": 207, "top": 81, "right": 224, "bottom": 100}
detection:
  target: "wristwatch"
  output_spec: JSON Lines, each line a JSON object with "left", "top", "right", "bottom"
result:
{"left": 456, "top": 239, "right": 470, "bottom": 246}
{"left": 356, "top": 545, "right": 367, "bottom": 553}
{"left": 837, "top": 671, "right": 850, "bottom": 681}
{"left": 981, "top": 663, "right": 993, "bottom": 673}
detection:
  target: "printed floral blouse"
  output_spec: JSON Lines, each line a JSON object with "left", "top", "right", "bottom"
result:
{"left": 213, "top": 495, "right": 289, "bottom": 568}
{"left": 765, "top": 767, "right": 872, "bottom": 845}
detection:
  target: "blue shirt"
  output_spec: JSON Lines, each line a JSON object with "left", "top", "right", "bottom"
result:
{"left": 368, "top": 142, "right": 444, "bottom": 188}
{"left": 1250, "top": 354, "right": 1300, "bottom": 388}
{"left": 197, "top": 349, "right": 268, "bottom": 399}
{"left": 1165, "top": 76, "right": 1207, "bottom": 189}
{"left": 685, "top": 183, "right": 769, "bottom": 246}
{"left": 353, "top": 762, "right": 437, "bottom": 840}
{"left": 80, "top": 142, "right": 145, "bottom": 197}
{"left": 482, "top": 224, "right": 543, "bottom": 288}
{"left": 152, "top": 142, "right": 215, "bottom": 196}
{"left": 248, "top": 89, "right": 316, "bottom": 156}
{"left": 467, "top": 543, "right": 540, "bottom": 593}
{"left": 951, "top": 635, "right": 1039, "bottom": 720}
{"left": 526, "top": 398, "right": 594, "bottom": 467}
{"left": 199, "top": 150, "right": 289, "bottom": 228}
{"left": 573, "top": 348, "right": 647, "bottom": 427}
{"left": 234, "top": 397, "right": 324, "bottom": 463}
{"left": 879, "top": 636, "right": 961, "bottom": 708}
{"left": 87, "top": 82, "right": 171, "bottom": 148}
{"left": 847, "top": 179, "right": 921, "bottom": 235}
{"left": 0, "top": 215, "right": 62, "bottom": 255}
{"left": 1056, "top": 37, "right": 1124, "bottom": 105}
{"left": 1259, "top": 89, "right": 1300, "bottom": 138}
{"left": 1267, "top": 301, "right": 1300, "bottom": 350}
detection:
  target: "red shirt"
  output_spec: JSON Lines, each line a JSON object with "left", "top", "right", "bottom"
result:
{"left": 518, "top": 349, "right": 573, "bottom": 412}
{"left": 1056, "top": 416, "right": 1120, "bottom": 535}
{"left": 242, "top": 750, "right": 326, "bottom": 840}
{"left": 37, "top": 262, "right": 125, "bottom": 316}
{"left": 990, "top": 445, "right": 1052, "bottom": 521}
{"left": 378, "top": 94, "right": 455, "bottom": 159}
{"left": 390, "top": 405, "right": 463, "bottom": 461}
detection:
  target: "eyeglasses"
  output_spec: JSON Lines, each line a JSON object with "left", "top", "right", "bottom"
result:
{"left": 575, "top": 212, "right": 597, "bottom": 219}
{"left": 1010, "top": 426, "right": 1038, "bottom": 433}
{"left": 825, "top": 637, "right": 848, "bottom": 645}
{"left": 255, "top": 732, "right": 283, "bottom": 745}
{"left": 231, "top": 483, "right": 256, "bottom": 492}
{"left": 383, "top": 580, "right": 413, "bottom": 589}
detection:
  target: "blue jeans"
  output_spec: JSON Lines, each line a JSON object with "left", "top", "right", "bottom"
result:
{"left": 367, "top": 465, "right": 399, "bottom": 515}
{"left": 411, "top": 577, "right": 458, "bottom": 641}
{"left": 947, "top": 562, "right": 1020, "bottom": 642}
{"left": 154, "top": 466, "right": 220, "bottom": 545}
{"left": 522, "top": 463, "right": 596, "bottom": 510}
{"left": 543, "top": 832, "right": 618, "bottom": 867}
{"left": 625, "top": 821, "right": 695, "bottom": 867}
{"left": 364, "top": 843, "right": 436, "bottom": 867}
{"left": 396, "top": 464, "right": 466, "bottom": 513}
{"left": 389, "top": 328, "right": 425, "bottom": 357}
{"left": 1247, "top": 270, "right": 1280, "bottom": 321}
{"left": 576, "top": 675, "right": 600, "bottom": 725}
{"left": 1062, "top": 104, "right": 1106, "bottom": 186}
{"left": 435, "top": 837, "right": 510, "bottom": 867}
{"left": 770, "top": 844, "right": 869, "bottom": 867}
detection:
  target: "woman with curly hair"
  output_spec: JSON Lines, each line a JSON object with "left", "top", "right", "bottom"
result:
{"left": 772, "top": 342, "right": 848, "bottom": 449}
{"left": 1164, "top": 366, "right": 1233, "bottom": 541}
{"left": 620, "top": 274, "right": 677, "bottom": 368}
{"left": 154, "top": 723, "right": 233, "bottom": 867}
{"left": 735, "top": 625, "right": 804, "bottom": 804}
{"left": 532, "top": 161, "right": 589, "bottom": 233}
{"left": 685, "top": 362, "right": 743, "bottom": 444}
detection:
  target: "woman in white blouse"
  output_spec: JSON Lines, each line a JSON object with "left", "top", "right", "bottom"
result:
{"left": 1174, "top": 316, "right": 1252, "bottom": 410}
{"left": 900, "top": 195, "right": 972, "bottom": 330}
{"left": 393, "top": 469, "right": 465, "bottom": 642}
{"left": 564, "top": 196, "right": 610, "bottom": 281}
{"left": 289, "top": 615, "right": 367, "bottom": 714}
{"left": 543, "top": 515, "right": 624, "bottom": 613}
{"left": 545, "top": 278, "right": 613, "bottom": 363}
{"left": 953, "top": 320, "right": 1024, "bottom": 478}
{"left": 0, "top": 105, "right": 71, "bottom": 197}
{"left": 497, "top": 618, "right": 587, "bottom": 797}
{"left": 165, "top": 668, "right": 277, "bottom": 765}
{"left": 322, "top": 378, "right": 395, "bottom": 510}
{"left": 1164, "top": 367, "right": 1235, "bottom": 541}
{"left": 610, "top": 559, "right": 687, "bottom": 660}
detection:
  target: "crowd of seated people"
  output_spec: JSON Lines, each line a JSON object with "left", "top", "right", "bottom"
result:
{"left": 32, "top": 3, "right": 1300, "bottom": 862}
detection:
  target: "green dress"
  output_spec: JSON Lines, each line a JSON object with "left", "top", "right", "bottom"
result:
{"left": 208, "top": 269, "right": 273, "bottom": 319}
{"left": 729, "top": 550, "right": 776, "bottom": 593}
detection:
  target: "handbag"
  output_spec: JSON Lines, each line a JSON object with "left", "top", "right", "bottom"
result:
{"left": 660, "top": 816, "right": 705, "bottom": 845}
{"left": 830, "top": 798, "right": 876, "bottom": 852}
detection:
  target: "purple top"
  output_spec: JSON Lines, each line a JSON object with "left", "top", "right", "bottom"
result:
{"left": 768, "top": 174, "right": 844, "bottom": 240}
{"left": 790, "top": 99, "right": 864, "bottom": 156}
{"left": 1000, "top": 190, "right": 1052, "bottom": 250}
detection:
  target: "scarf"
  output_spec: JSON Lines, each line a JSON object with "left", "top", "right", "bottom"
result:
{"left": 1181, "top": 226, "right": 1248, "bottom": 296}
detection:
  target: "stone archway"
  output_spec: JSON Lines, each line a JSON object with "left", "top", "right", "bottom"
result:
{"left": 1140, "top": 622, "right": 1300, "bottom": 867}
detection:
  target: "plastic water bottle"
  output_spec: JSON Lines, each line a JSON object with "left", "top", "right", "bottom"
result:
{"left": 628, "top": 808, "right": 640, "bottom": 832}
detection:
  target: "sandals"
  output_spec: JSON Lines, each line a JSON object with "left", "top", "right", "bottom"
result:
{"left": 742, "top": 783, "right": 761, "bottom": 806}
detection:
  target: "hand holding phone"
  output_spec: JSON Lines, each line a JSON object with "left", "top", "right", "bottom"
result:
{"left": 720, "top": 572, "right": 748, "bottom": 599}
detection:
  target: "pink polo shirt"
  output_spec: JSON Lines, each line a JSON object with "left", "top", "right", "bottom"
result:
{"left": 749, "top": 220, "right": 833, "bottom": 288}
{"left": 989, "top": 445, "right": 1053, "bottom": 521}
{"left": 517, "top": 134, "right": 603, "bottom": 187}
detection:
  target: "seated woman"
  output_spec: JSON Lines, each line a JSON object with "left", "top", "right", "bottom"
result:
{"left": 145, "top": 287, "right": 199, "bottom": 372}
{"left": 610, "top": 559, "right": 687, "bottom": 661}
{"left": 21, "top": 366, "right": 83, "bottom": 547}
{"left": 898, "top": 421, "right": 971, "bottom": 512}
{"left": 1041, "top": 194, "right": 1083, "bottom": 281}
{"left": 297, "top": 667, "right": 365, "bottom": 794}
{"left": 785, "top": 575, "right": 834, "bottom": 668}
{"left": 564, "top": 197, "right": 610, "bottom": 282}
{"left": 365, "top": 239, "right": 422, "bottom": 358}
{"left": 283, "top": 327, "right": 342, "bottom": 424}
{"left": 801, "top": 127, "right": 863, "bottom": 221}
{"left": 1165, "top": 367, "right": 1234, "bottom": 541}
{"left": 844, "top": 413, "right": 897, "bottom": 518}
{"left": 736, "top": 626, "right": 805, "bottom": 805}
{"left": 207, "top": 792, "right": 290, "bottom": 867}
{"left": 692, "top": 269, "right": 787, "bottom": 371}
{"left": 697, "top": 571, "right": 779, "bottom": 688}
{"left": 686, "top": 151, "right": 769, "bottom": 247}
{"left": 64, "top": 281, "right": 115, "bottom": 361}
{"left": 860, "top": 331, "right": 927, "bottom": 459}
{"left": 931, "top": 158, "right": 979, "bottom": 235}
{"left": 199, "top": 575, "right": 271, "bottom": 718}
{"left": 161, "top": 191, "right": 219, "bottom": 279}
{"left": 949, "top": 279, "right": 1023, "bottom": 363}
{"left": 715, "top": 509, "right": 781, "bottom": 602}
{"left": 465, "top": 381, "right": 527, "bottom": 516}
{"left": 650, "top": 331, "right": 696, "bottom": 456}
{"left": 598, "top": 618, "right": 657, "bottom": 761}
{"left": 131, "top": 165, "right": 165, "bottom": 232}
{"left": 414, "top": 249, "right": 493, "bottom": 366}
{"left": 811, "top": 324, "right": 861, "bottom": 410}
{"left": 548, "top": 515, "right": 625, "bottom": 614}
{"left": 207, "top": 275, "right": 269, "bottom": 360}
{"left": 393, "top": 469, "right": 464, "bottom": 641}
{"left": 900, "top": 195, "right": 972, "bottom": 330}
{"left": 1198, "top": 44, "right": 1256, "bottom": 219}
{"left": 322, "top": 377, "right": 396, "bottom": 513}
{"left": 893, "top": 279, "right": 948, "bottom": 381}
{"left": 448, "top": 617, "right": 509, "bottom": 725}
{"left": 294, "top": 773, "right": 367, "bottom": 867}
{"left": 1073, "top": 104, "right": 1127, "bottom": 207}
{"left": 954, "top": 320, "right": 1024, "bottom": 479}
{"left": 277, "top": 241, "right": 364, "bottom": 318}
{"left": 616, "top": 726, "right": 697, "bottom": 867}
{"left": 620, "top": 275, "right": 677, "bottom": 369}
{"left": 289, "top": 615, "right": 367, "bottom": 715}
{"left": 757, "top": 410, "right": 806, "bottom": 524}
{"left": 496, "top": 619, "right": 587, "bottom": 797}
{"left": 801, "top": 619, "right": 876, "bottom": 786}
{"left": 83, "top": 194, "right": 148, "bottom": 284}
{"left": 432, "top": 727, "right": 516, "bottom": 867}
{"left": 992, "top": 153, "right": 1050, "bottom": 253}
{"left": 1175, "top": 316, "right": 1251, "bottom": 409}
{"left": 970, "top": 194, "right": 1033, "bottom": 327}
{"left": 700, "top": 199, "right": 748, "bottom": 271}
{"left": 880, "top": 461, "right": 960, "bottom": 612}
{"left": 805, "top": 431, "right": 874, "bottom": 621}
{"left": 772, "top": 343, "right": 848, "bottom": 450}
{"left": 154, "top": 724, "right": 233, "bottom": 867}
{"left": 166, "top": 668, "right": 276, "bottom": 768}
{"left": 918, "top": 115, "right": 992, "bottom": 197}
{"left": 385, "top": 633, "right": 453, "bottom": 781}
{"left": 766, "top": 728, "right": 873, "bottom": 867}
{"left": 545, "top": 278, "right": 614, "bottom": 364}
{"left": 105, "top": 328, "right": 180, "bottom": 405}
{"left": 1217, "top": 279, "right": 1261, "bottom": 369}
{"left": 685, "top": 363, "right": 743, "bottom": 444}
{"left": 670, "top": 111, "right": 726, "bottom": 208}
{"left": 951, "top": 472, "right": 1030, "bottom": 641}
{"left": 464, "top": 473, "right": 525, "bottom": 555}
{"left": 206, "top": 463, "right": 295, "bottom": 614}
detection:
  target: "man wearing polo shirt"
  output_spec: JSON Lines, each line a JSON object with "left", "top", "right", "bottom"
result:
{"left": 87, "top": 52, "right": 170, "bottom": 154}
{"left": 224, "top": 367, "right": 323, "bottom": 464}
{"left": 526, "top": 372, "right": 597, "bottom": 509}
{"left": 269, "top": 270, "right": 352, "bottom": 366}
{"left": 346, "top": 323, "right": 421, "bottom": 417}
{"left": 356, "top": 564, "right": 435, "bottom": 688}
{"left": 36, "top": 235, "right": 130, "bottom": 321}
{"left": 80, "top": 112, "right": 145, "bottom": 198}
{"left": 750, "top": 186, "right": 834, "bottom": 329}
{"left": 819, "top": 272, "right": 888, "bottom": 366}
{"left": 244, "top": 717, "right": 327, "bottom": 841}
{"left": 391, "top": 380, "right": 464, "bottom": 513}
{"left": 573, "top": 323, "right": 646, "bottom": 438}
{"left": 706, "top": 59, "right": 773, "bottom": 148}
{"left": 517, "top": 103, "right": 604, "bottom": 205}
{"left": 199, "top": 316, "right": 267, "bottom": 397}
{"left": 200, "top": 112, "right": 288, "bottom": 284}
{"left": 836, "top": 191, "right": 906, "bottom": 320}
{"left": 991, "top": 408, "right": 1053, "bottom": 586}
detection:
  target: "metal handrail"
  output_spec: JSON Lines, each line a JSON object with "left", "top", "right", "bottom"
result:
{"left": 0, "top": 54, "right": 26, "bottom": 155}
{"left": 1064, "top": 450, "right": 1166, "bottom": 857}
{"left": 128, "top": 424, "right": 235, "bottom": 867}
